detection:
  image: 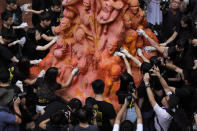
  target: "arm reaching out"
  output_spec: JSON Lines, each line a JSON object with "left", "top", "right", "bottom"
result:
{"left": 114, "top": 52, "right": 132, "bottom": 75}
{"left": 62, "top": 67, "right": 78, "bottom": 87}
{"left": 114, "top": 99, "right": 129, "bottom": 125}
{"left": 136, "top": 29, "right": 165, "bottom": 55}
{"left": 134, "top": 102, "right": 142, "bottom": 124}
{"left": 36, "top": 36, "right": 59, "bottom": 51}
{"left": 151, "top": 67, "right": 176, "bottom": 94}
{"left": 143, "top": 73, "right": 157, "bottom": 107}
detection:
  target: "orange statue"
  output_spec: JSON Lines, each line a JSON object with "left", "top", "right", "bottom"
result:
{"left": 30, "top": 0, "right": 159, "bottom": 110}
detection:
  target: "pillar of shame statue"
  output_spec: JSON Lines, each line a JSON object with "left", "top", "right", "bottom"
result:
{"left": 30, "top": 0, "right": 159, "bottom": 110}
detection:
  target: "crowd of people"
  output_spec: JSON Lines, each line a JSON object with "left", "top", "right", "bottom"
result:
{"left": 0, "top": 0, "right": 197, "bottom": 131}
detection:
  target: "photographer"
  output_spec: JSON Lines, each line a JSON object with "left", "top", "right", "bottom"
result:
{"left": 0, "top": 67, "right": 22, "bottom": 131}
{"left": 151, "top": 66, "right": 197, "bottom": 130}
{"left": 143, "top": 72, "right": 175, "bottom": 131}
{"left": 113, "top": 98, "right": 143, "bottom": 131}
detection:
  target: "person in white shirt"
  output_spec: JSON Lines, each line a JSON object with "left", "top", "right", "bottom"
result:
{"left": 143, "top": 67, "right": 179, "bottom": 131}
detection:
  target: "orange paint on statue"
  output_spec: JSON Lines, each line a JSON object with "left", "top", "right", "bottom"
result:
{"left": 30, "top": 0, "right": 159, "bottom": 111}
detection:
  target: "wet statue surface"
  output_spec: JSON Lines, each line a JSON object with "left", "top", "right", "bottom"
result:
{"left": 31, "top": 0, "right": 158, "bottom": 110}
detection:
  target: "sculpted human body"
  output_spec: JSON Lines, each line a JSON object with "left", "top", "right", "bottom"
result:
{"left": 30, "top": 0, "right": 159, "bottom": 110}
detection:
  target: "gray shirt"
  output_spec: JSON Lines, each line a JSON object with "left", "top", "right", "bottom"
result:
{"left": 69, "top": 125, "right": 99, "bottom": 131}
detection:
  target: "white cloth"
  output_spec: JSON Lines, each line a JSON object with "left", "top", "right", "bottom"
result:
{"left": 112, "top": 123, "right": 143, "bottom": 131}
{"left": 147, "top": 0, "right": 162, "bottom": 25}
{"left": 36, "top": 105, "right": 46, "bottom": 113}
{"left": 153, "top": 103, "right": 172, "bottom": 131}
{"left": 136, "top": 124, "right": 143, "bottom": 131}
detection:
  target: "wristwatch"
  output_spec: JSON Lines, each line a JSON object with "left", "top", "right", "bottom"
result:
{"left": 145, "top": 83, "right": 150, "bottom": 87}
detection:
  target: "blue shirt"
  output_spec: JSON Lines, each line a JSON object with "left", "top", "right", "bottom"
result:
{"left": 0, "top": 106, "right": 20, "bottom": 131}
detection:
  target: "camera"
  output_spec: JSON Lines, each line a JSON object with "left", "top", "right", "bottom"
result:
{"left": 13, "top": 92, "right": 27, "bottom": 101}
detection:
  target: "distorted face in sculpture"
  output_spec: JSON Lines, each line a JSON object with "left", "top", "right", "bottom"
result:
{"left": 123, "top": 13, "right": 132, "bottom": 29}
{"left": 111, "top": 65, "right": 121, "bottom": 81}
{"left": 129, "top": 0, "right": 139, "bottom": 14}
{"left": 83, "top": 0, "right": 91, "bottom": 11}
{"left": 74, "top": 28, "right": 86, "bottom": 42}
{"left": 104, "top": 0, "right": 113, "bottom": 12}
{"left": 106, "top": 41, "right": 118, "bottom": 55}
{"left": 64, "top": 9, "right": 75, "bottom": 19}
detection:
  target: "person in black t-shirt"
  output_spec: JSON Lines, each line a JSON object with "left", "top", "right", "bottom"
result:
{"left": 23, "top": 28, "right": 58, "bottom": 59}
{"left": 0, "top": 44, "right": 18, "bottom": 69}
{"left": 163, "top": 15, "right": 192, "bottom": 46}
{"left": 161, "top": 0, "right": 182, "bottom": 41}
{"left": 35, "top": 67, "right": 79, "bottom": 114}
{"left": 48, "top": 0, "right": 62, "bottom": 27}
{"left": 137, "top": 62, "right": 156, "bottom": 131}
{"left": 35, "top": 12, "right": 56, "bottom": 58}
{"left": 5, "top": 0, "right": 22, "bottom": 26}
{"left": 88, "top": 79, "right": 116, "bottom": 131}
{"left": 36, "top": 12, "right": 55, "bottom": 46}
{"left": 32, "top": 0, "right": 51, "bottom": 26}
{"left": 1, "top": 11, "right": 17, "bottom": 44}
{"left": 35, "top": 67, "right": 61, "bottom": 113}
{"left": 1, "top": 11, "right": 27, "bottom": 57}
{"left": 4, "top": 0, "right": 28, "bottom": 40}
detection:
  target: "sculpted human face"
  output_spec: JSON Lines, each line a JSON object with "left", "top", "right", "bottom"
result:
{"left": 111, "top": 65, "right": 121, "bottom": 81}
{"left": 83, "top": 0, "right": 91, "bottom": 11}
{"left": 104, "top": 0, "right": 113, "bottom": 12}
{"left": 107, "top": 41, "right": 117, "bottom": 55}
{"left": 123, "top": 14, "right": 132, "bottom": 29}
{"left": 129, "top": 0, "right": 139, "bottom": 14}
{"left": 75, "top": 28, "right": 85, "bottom": 42}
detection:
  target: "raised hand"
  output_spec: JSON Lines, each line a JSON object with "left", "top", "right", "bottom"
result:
{"left": 71, "top": 67, "right": 79, "bottom": 75}
{"left": 38, "top": 70, "right": 46, "bottom": 78}
{"left": 114, "top": 51, "right": 126, "bottom": 58}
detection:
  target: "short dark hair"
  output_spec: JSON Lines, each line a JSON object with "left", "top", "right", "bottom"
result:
{"left": 51, "top": 0, "right": 61, "bottom": 7}
{"left": 119, "top": 120, "right": 134, "bottom": 131}
{"left": 118, "top": 72, "right": 135, "bottom": 93}
{"left": 0, "top": 67, "right": 10, "bottom": 83}
{"left": 140, "top": 62, "right": 152, "bottom": 74}
{"left": 92, "top": 79, "right": 105, "bottom": 94}
{"left": 50, "top": 110, "right": 69, "bottom": 126}
{"left": 6, "top": 0, "right": 16, "bottom": 4}
{"left": 167, "top": 94, "right": 180, "bottom": 109}
{"left": 1, "top": 11, "right": 13, "bottom": 21}
{"left": 181, "top": 15, "right": 192, "bottom": 29}
{"left": 68, "top": 98, "right": 82, "bottom": 111}
{"left": 77, "top": 106, "right": 93, "bottom": 123}
{"left": 39, "top": 12, "right": 51, "bottom": 21}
